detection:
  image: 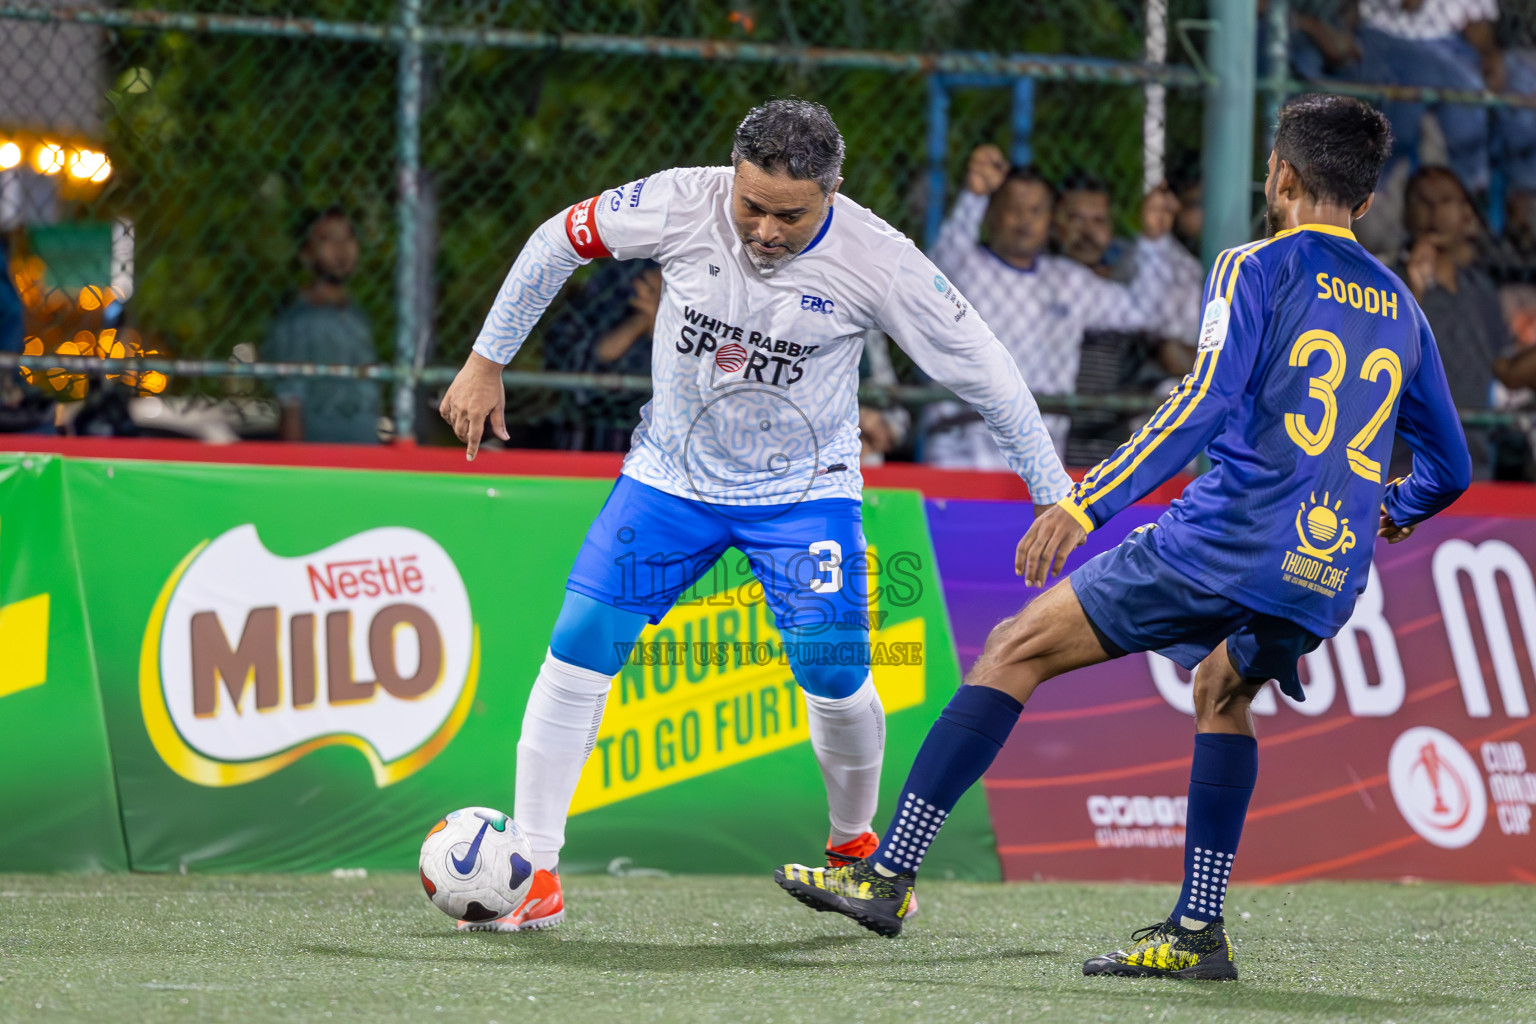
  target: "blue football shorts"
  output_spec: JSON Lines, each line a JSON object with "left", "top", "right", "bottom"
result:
{"left": 1069, "top": 528, "right": 1323, "bottom": 701}
{"left": 565, "top": 476, "right": 874, "bottom": 695}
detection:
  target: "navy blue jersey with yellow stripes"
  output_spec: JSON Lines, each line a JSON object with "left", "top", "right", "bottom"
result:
{"left": 1059, "top": 224, "right": 1472, "bottom": 635}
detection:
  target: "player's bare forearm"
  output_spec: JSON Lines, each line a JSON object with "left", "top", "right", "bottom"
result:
{"left": 439, "top": 351, "right": 509, "bottom": 460}
{"left": 1016, "top": 504, "right": 1087, "bottom": 587}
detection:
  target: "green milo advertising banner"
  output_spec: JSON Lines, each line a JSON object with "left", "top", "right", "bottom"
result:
{"left": 0, "top": 457, "right": 127, "bottom": 871}
{"left": 0, "top": 453, "right": 995, "bottom": 878}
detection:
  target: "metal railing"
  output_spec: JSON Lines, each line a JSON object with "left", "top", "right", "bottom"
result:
{"left": 1, "top": 350, "right": 1523, "bottom": 432}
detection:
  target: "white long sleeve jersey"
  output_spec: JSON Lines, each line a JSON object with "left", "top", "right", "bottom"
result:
{"left": 473, "top": 166, "right": 1071, "bottom": 506}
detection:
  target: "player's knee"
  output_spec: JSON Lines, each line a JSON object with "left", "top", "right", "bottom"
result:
{"left": 978, "top": 604, "right": 1051, "bottom": 669}
{"left": 549, "top": 591, "right": 649, "bottom": 677}
{"left": 795, "top": 658, "right": 870, "bottom": 701}
{"left": 1192, "top": 669, "right": 1262, "bottom": 721}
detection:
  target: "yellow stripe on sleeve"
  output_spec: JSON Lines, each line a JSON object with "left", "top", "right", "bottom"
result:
{"left": 1081, "top": 346, "right": 1222, "bottom": 509}
{"left": 1057, "top": 497, "right": 1095, "bottom": 534}
{"left": 1072, "top": 241, "right": 1253, "bottom": 503}
{"left": 1072, "top": 348, "right": 1209, "bottom": 502}
{"left": 1076, "top": 237, "right": 1279, "bottom": 513}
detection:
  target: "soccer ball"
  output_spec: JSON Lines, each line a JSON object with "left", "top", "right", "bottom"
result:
{"left": 418, "top": 807, "right": 535, "bottom": 922}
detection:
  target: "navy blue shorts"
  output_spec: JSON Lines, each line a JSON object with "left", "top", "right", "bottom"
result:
{"left": 566, "top": 476, "right": 873, "bottom": 697}
{"left": 1069, "top": 529, "right": 1322, "bottom": 701}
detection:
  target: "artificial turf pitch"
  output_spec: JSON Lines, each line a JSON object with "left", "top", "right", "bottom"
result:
{"left": 0, "top": 873, "right": 1531, "bottom": 1023}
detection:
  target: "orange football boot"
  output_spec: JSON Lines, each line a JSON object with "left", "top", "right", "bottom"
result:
{"left": 826, "top": 831, "right": 880, "bottom": 867}
{"left": 456, "top": 869, "right": 565, "bottom": 933}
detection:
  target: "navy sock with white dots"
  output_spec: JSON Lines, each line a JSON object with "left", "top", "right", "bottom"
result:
{"left": 872, "top": 685, "right": 1022, "bottom": 876}
{"left": 1173, "top": 732, "right": 1258, "bottom": 929}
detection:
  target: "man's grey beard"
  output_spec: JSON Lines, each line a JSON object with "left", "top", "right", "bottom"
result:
{"left": 739, "top": 234, "right": 801, "bottom": 271}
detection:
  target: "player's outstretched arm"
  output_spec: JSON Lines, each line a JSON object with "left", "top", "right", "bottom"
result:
{"left": 1381, "top": 309, "right": 1473, "bottom": 534}
{"left": 1040, "top": 243, "right": 1268, "bottom": 582}
{"left": 878, "top": 248, "right": 1073, "bottom": 506}
{"left": 441, "top": 195, "right": 618, "bottom": 458}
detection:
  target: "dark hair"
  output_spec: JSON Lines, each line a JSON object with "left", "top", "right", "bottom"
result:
{"left": 1405, "top": 164, "right": 1474, "bottom": 207}
{"left": 1404, "top": 165, "right": 1481, "bottom": 236}
{"left": 1058, "top": 170, "right": 1110, "bottom": 198}
{"left": 1273, "top": 93, "right": 1393, "bottom": 210}
{"left": 297, "top": 204, "right": 353, "bottom": 246}
{"left": 996, "top": 164, "right": 1057, "bottom": 201}
{"left": 732, "top": 98, "right": 845, "bottom": 195}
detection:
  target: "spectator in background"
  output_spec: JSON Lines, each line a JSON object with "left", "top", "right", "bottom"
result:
{"left": 857, "top": 329, "right": 911, "bottom": 467}
{"left": 542, "top": 260, "right": 659, "bottom": 451}
{"left": 1054, "top": 175, "right": 1202, "bottom": 348}
{"left": 1395, "top": 166, "right": 1512, "bottom": 475}
{"left": 593, "top": 264, "right": 661, "bottom": 370}
{"left": 261, "top": 206, "right": 380, "bottom": 444}
{"left": 1285, "top": 0, "right": 1364, "bottom": 79}
{"left": 1173, "top": 175, "right": 1203, "bottom": 258}
{"left": 1057, "top": 177, "right": 1204, "bottom": 466}
{"left": 1294, "top": 1, "right": 1536, "bottom": 200}
{"left": 1054, "top": 173, "right": 1121, "bottom": 273}
{"left": 921, "top": 145, "right": 1178, "bottom": 469}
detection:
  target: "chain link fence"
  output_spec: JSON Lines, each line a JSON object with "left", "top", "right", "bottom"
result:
{"left": 0, "top": 0, "right": 1531, "bottom": 477}
{"left": 0, "top": 0, "right": 1207, "bottom": 452}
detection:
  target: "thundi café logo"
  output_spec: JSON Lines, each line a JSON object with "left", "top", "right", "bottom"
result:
{"left": 141, "top": 525, "right": 479, "bottom": 787}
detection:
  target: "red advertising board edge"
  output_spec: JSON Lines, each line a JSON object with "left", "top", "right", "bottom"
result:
{"left": 2, "top": 436, "right": 1530, "bottom": 515}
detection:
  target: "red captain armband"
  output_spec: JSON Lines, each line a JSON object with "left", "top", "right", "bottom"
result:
{"left": 565, "top": 196, "right": 612, "bottom": 259}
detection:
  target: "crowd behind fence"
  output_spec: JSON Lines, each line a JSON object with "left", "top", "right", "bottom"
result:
{"left": 0, "top": 0, "right": 1533, "bottom": 481}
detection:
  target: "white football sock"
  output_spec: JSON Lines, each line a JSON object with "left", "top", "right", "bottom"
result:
{"left": 514, "top": 650, "right": 614, "bottom": 874}
{"left": 804, "top": 676, "right": 885, "bottom": 846}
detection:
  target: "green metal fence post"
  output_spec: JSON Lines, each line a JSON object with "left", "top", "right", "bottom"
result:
{"left": 1263, "top": 0, "right": 1290, "bottom": 152}
{"left": 1201, "top": 0, "right": 1258, "bottom": 266}
{"left": 393, "top": 0, "right": 423, "bottom": 442}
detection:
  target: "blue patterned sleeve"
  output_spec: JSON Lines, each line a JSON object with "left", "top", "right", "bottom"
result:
{"left": 471, "top": 211, "right": 590, "bottom": 366}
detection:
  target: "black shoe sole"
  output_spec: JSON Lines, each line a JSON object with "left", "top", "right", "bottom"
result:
{"left": 773, "top": 868, "right": 903, "bottom": 938}
{"left": 1082, "top": 959, "right": 1238, "bottom": 981}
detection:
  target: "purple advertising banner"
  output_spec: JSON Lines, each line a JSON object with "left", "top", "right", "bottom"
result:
{"left": 926, "top": 497, "right": 1536, "bottom": 884}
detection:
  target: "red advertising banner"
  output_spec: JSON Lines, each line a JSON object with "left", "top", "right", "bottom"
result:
{"left": 926, "top": 492, "right": 1536, "bottom": 884}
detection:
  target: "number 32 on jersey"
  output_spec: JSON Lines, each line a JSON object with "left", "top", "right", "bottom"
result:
{"left": 1283, "top": 328, "right": 1403, "bottom": 483}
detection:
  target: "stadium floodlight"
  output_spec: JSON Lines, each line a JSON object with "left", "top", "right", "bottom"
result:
{"left": 0, "top": 141, "right": 20, "bottom": 170}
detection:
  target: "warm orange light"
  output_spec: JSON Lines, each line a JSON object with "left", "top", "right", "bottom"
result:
{"left": 78, "top": 285, "right": 112, "bottom": 311}
{"left": 69, "top": 149, "right": 109, "bottom": 181}
{"left": 0, "top": 142, "right": 20, "bottom": 170}
{"left": 33, "top": 142, "right": 65, "bottom": 175}
{"left": 90, "top": 158, "right": 112, "bottom": 184}
{"left": 48, "top": 339, "right": 90, "bottom": 399}
{"left": 14, "top": 256, "right": 45, "bottom": 308}
{"left": 138, "top": 370, "right": 167, "bottom": 394}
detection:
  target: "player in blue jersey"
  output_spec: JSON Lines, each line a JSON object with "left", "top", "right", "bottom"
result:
{"left": 774, "top": 94, "right": 1473, "bottom": 979}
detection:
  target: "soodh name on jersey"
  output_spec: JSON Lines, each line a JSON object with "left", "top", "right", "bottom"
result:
{"left": 678, "top": 305, "right": 821, "bottom": 387}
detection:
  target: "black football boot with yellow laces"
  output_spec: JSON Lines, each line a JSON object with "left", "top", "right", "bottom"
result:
{"left": 1082, "top": 917, "right": 1238, "bottom": 980}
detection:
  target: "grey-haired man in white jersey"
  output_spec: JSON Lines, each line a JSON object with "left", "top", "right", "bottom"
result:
{"left": 438, "top": 98, "right": 1070, "bottom": 931}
